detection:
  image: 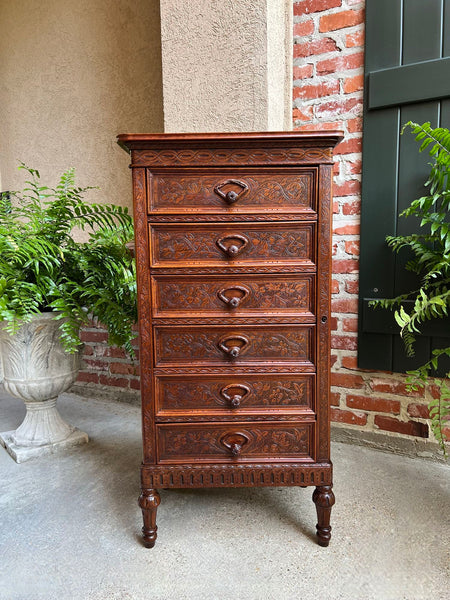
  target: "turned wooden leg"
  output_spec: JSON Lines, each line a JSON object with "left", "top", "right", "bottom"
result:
{"left": 312, "top": 485, "right": 335, "bottom": 547}
{"left": 138, "top": 488, "right": 161, "bottom": 548}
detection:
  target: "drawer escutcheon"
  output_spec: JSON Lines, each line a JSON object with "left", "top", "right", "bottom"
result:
{"left": 216, "top": 233, "right": 249, "bottom": 258}
{"left": 220, "top": 432, "right": 250, "bottom": 456}
{"left": 217, "top": 285, "right": 250, "bottom": 309}
{"left": 213, "top": 179, "right": 249, "bottom": 204}
{"left": 219, "top": 384, "right": 251, "bottom": 408}
{"left": 218, "top": 334, "right": 250, "bottom": 359}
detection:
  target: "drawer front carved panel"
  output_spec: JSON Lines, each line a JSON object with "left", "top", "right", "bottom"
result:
{"left": 151, "top": 274, "right": 315, "bottom": 317}
{"left": 157, "top": 423, "right": 314, "bottom": 463}
{"left": 154, "top": 325, "right": 315, "bottom": 367}
{"left": 155, "top": 374, "right": 315, "bottom": 414}
{"left": 148, "top": 169, "right": 316, "bottom": 214}
{"left": 149, "top": 223, "right": 315, "bottom": 268}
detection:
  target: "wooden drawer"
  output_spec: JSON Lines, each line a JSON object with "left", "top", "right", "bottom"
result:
{"left": 149, "top": 222, "right": 315, "bottom": 269}
{"left": 157, "top": 422, "right": 314, "bottom": 463}
{"left": 147, "top": 168, "right": 317, "bottom": 216}
{"left": 155, "top": 373, "right": 315, "bottom": 418}
{"left": 153, "top": 325, "right": 315, "bottom": 368}
{"left": 151, "top": 274, "right": 315, "bottom": 319}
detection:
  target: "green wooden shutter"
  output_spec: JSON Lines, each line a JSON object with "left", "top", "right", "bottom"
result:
{"left": 358, "top": 0, "right": 450, "bottom": 374}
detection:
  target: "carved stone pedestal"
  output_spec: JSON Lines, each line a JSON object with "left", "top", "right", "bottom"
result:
{"left": 0, "top": 313, "right": 88, "bottom": 463}
{"left": 0, "top": 422, "right": 88, "bottom": 463}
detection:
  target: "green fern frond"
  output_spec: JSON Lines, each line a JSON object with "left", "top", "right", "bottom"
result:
{"left": 0, "top": 163, "right": 137, "bottom": 355}
{"left": 374, "top": 123, "right": 450, "bottom": 454}
{"left": 406, "top": 349, "right": 450, "bottom": 456}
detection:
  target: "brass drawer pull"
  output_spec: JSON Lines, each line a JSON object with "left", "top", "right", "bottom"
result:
{"left": 220, "top": 432, "right": 250, "bottom": 456}
{"left": 216, "top": 234, "right": 249, "bottom": 258}
{"left": 220, "top": 384, "right": 251, "bottom": 408}
{"left": 217, "top": 285, "right": 250, "bottom": 308}
{"left": 214, "top": 179, "right": 249, "bottom": 204}
{"left": 218, "top": 334, "right": 249, "bottom": 359}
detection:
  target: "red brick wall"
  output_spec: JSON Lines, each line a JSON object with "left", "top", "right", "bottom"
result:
{"left": 75, "top": 0, "right": 443, "bottom": 448}
{"left": 77, "top": 320, "right": 140, "bottom": 394}
{"left": 293, "top": 0, "right": 440, "bottom": 445}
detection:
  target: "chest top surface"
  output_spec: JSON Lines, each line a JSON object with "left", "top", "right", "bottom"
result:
{"left": 117, "top": 131, "right": 344, "bottom": 168}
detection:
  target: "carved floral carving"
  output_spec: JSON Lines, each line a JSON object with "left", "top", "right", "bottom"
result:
{"left": 152, "top": 172, "right": 312, "bottom": 209}
{"left": 154, "top": 277, "right": 311, "bottom": 312}
{"left": 152, "top": 225, "right": 312, "bottom": 263}
{"left": 155, "top": 326, "right": 312, "bottom": 364}
{"left": 158, "top": 424, "right": 311, "bottom": 459}
{"left": 159, "top": 377, "right": 312, "bottom": 410}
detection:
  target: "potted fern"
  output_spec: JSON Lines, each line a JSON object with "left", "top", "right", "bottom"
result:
{"left": 371, "top": 122, "right": 450, "bottom": 456}
{"left": 0, "top": 164, "right": 137, "bottom": 461}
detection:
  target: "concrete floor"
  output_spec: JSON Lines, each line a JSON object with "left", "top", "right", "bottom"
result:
{"left": 0, "top": 389, "right": 449, "bottom": 600}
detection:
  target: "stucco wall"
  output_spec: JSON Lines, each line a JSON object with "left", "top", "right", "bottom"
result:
{"left": 267, "top": 0, "right": 293, "bottom": 130}
{"left": 0, "top": 0, "right": 164, "bottom": 207}
{"left": 159, "top": 0, "right": 292, "bottom": 132}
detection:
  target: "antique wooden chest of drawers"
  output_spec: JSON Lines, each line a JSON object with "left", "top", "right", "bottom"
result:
{"left": 118, "top": 131, "right": 343, "bottom": 548}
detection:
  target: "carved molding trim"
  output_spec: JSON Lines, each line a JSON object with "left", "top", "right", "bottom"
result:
{"left": 132, "top": 168, "right": 156, "bottom": 463}
{"left": 151, "top": 266, "right": 316, "bottom": 275}
{"left": 132, "top": 147, "right": 333, "bottom": 167}
{"left": 153, "top": 365, "right": 316, "bottom": 375}
{"left": 152, "top": 317, "right": 316, "bottom": 325}
{"left": 148, "top": 213, "right": 317, "bottom": 223}
{"left": 155, "top": 414, "right": 313, "bottom": 423}
{"left": 316, "top": 164, "right": 333, "bottom": 460}
{"left": 141, "top": 463, "right": 332, "bottom": 488}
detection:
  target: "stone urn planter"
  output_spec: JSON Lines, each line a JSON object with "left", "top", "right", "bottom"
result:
{"left": 0, "top": 312, "right": 88, "bottom": 462}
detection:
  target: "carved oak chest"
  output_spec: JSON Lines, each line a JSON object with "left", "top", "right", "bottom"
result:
{"left": 118, "top": 131, "right": 343, "bottom": 547}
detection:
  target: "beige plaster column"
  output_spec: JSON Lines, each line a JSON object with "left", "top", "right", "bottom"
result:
{"left": 159, "top": 0, "right": 293, "bottom": 132}
{"left": 0, "top": 0, "right": 164, "bottom": 206}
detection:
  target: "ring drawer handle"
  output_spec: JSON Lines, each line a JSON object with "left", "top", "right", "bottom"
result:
{"left": 214, "top": 179, "right": 249, "bottom": 204}
{"left": 220, "top": 384, "right": 251, "bottom": 408}
{"left": 220, "top": 432, "right": 250, "bottom": 456}
{"left": 217, "top": 285, "right": 250, "bottom": 309}
{"left": 218, "top": 335, "right": 249, "bottom": 359}
{"left": 216, "top": 234, "right": 249, "bottom": 258}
